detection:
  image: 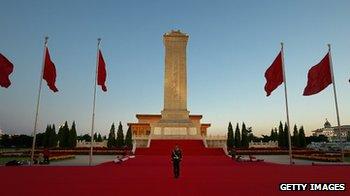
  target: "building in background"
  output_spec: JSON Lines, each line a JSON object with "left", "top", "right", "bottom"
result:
{"left": 312, "top": 119, "right": 349, "bottom": 142}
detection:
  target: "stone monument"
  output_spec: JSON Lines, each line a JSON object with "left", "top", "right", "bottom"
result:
{"left": 151, "top": 30, "right": 198, "bottom": 138}
{"left": 161, "top": 30, "right": 190, "bottom": 122}
{"left": 128, "top": 30, "right": 210, "bottom": 142}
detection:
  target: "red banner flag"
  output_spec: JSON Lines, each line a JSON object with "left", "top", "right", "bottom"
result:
{"left": 0, "top": 53, "right": 13, "bottom": 88}
{"left": 303, "top": 53, "right": 332, "bottom": 96}
{"left": 264, "top": 51, "right": 283, "bottom": 96}
{"left": 43, "top": 47, "right": 58, "bottom": 92}
{"left": 97, "top": 49, "right": 107, "bottom": 92}
{"left": 0, "top": 53, "right": 14, "bottom": 88}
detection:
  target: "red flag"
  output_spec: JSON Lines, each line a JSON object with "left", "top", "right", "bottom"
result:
{"left": 97, "top": 49, "right": 107, "bottom": 92}
{"left": 303, "top": 53, "right": 332, "bottom": 96}
{"left": 0, "top": 53, "right": 14, "bottom": 88}
{"left": 43, "top": 47, "right": 58, "bottom": 92}
{"left": 264, "top": 51, "right": 283, "bottom": 96}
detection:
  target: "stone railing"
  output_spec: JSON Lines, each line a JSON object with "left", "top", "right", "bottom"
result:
{"left": 249, "top": 141, "right": 278, "bottom": 148}
{"left": 132, "top": 136, "right": 150, "bottom": 148}
{"left": 133, "top": 135, "right": 150, "bottom": 140}
{"left": 150, "top": 135, "right": 203, "bottom": 139}
{"left": 205, "top": 135, "right": 226, "bottom": 148}
{"left": 76, "top": 140, "right": 107, "bottom": 148}
{"left": 205, "top": 135, "right": 226, "bottom": 140}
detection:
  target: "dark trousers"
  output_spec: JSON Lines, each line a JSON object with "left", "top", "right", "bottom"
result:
{"left": 173, "top": 161, "right": 180, "bottom": 178}
{"left": 44, "top": 156, "right": 50, "bottom": 164}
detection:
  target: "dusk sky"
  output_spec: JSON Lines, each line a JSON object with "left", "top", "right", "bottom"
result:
{"left": 0, "top": 0, "right": 349, "bottom": 137}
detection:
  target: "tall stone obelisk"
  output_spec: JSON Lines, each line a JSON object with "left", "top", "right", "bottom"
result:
{"left": 128, "top": 30, "right": 211, "bottom": 141}
{"left": 152, "top": 30, "right": 198, "bottom": 138}
{"left": 161, "top": 30, "right": 190, "bottom": 122}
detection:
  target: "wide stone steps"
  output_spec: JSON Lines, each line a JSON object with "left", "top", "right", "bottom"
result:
{"left": 136, "top": 139, "right": 224, "bottom": 156}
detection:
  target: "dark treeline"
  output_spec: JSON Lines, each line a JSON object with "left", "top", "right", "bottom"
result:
{"left": 106, "top": 122, "right": 133, "bottom": 149}
{"left": 0, "top": 134, "right": 32, "bottom": 148}
{"left": 226, "top": 122, "right": 253, "bottom": 149}
{"left": 266, "top": 122, "right": 328, "bottom": 148}
{"left": 0, "top": 121, "right": 78, "bottom": 149}
{"left": 77, "top": 134, "right": 107, "bottom": 142}
{"left": 226, "top": 121, "right": 329, "bottom": 149}
{"left": 0, "top": 121, "right": 133, "bottom": 149}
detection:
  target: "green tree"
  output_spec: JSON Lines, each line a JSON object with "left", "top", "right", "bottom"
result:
{"left": 226, "top": 122, "right": 234, "bottom": 149}
{"left": 116, "top": 122, "right": 125, "bottom": 148}
{"left": 57, "top": 125, "right": 63, "bottom": 146}
{"left": 270, "top": 128, "right": 278, "bottom": 142}
{"left": 11, "top": 135, "right": 33, "bottom": 148}
{"left": 247, "top": 127, "right": 254, "bottom": 143}
{"left": 97, "top": 133, "right": 102, "bottom": 142}
{"left": 0, "top": 134, "right": 11, "bottom": 147}
{"left": 241, "top": 122, "right": 249, "bottom": 148}
{"left": 261, "top": 135, "right": 270, "bottom": 142}
{"left": 36, "top": 132, "right": 45, "bottom": 148}
{"left": 63, "top": 121, "right": 70, "bottom": 148}
{"left": 50, "top": 124, "right": 58, "bottom": 148}
{"left": 234, "top": 123, "right": 241, "bottom": 148}
{"left": 69, "top": 121, "right": 77, "bottom": 148}
{"left": 58, "top": 125, "right": 63, "bottom": 148}
{"left": 283, "top": 123, "right": 289, "bottom": 148}
{"left": 125, "top": 126, "right": 133, "bottom": 149}
{"left": 274, "top": 128, "right": 278, "bottom": 142}
{"left": 298, "top": 126, "right": 306, "bottom": 148}
{"left": 78, "top": 134, "right": 91, "bottom": 142}
{"left": 44, "top": 124, "right": 58, "bottom": 148}
{"left": 292, "top": 124, "right": 299, "bottom": 147}
{"left": 107, "top": 123, "right": 116, "bottom": 148}
{"left": 306, "top": 135, "right": 328, "bottom": 144}
{"left": 43, "top": 125, "right": 51, "bottom": 148}
{"left": 59, "top": 121, "right": 70, "bottom": 148}
{"left": 278, "top": 121, "right": 284, "bottom": 148}
{"left": 93, "top": 133, "right": 98, "bottom": 141}
{"left": 270, "top": 128, "right": 275, "bottom": 141}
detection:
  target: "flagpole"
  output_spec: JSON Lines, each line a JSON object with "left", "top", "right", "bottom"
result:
{"left": 327, "top": 44, "right": 343, "bottom": 162}
{"left": 280, "top": 42, "right": 293, "bottom": 165}
{"left": 89, "top": 38, "right": 101, "bottom": 166}
{"left": 30, "top": 36, "right": 48, "bottom": 166}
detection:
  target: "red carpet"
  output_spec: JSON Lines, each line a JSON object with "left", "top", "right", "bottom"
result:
{"left": 1, "top": 141, "right": 349, "bottom": 195}
{"left": 1, "top": 154, "right": 350, "bottom": 195}
{"left": 136, "top": 139, "right": 224, "bottom": 155}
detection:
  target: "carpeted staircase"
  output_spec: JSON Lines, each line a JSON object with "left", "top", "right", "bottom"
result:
{"left": 135, "top": 139, "right": 224, "bottom": 156}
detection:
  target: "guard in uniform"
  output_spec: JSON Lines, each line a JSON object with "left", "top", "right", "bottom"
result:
{"left": 43, "top": 148, "right": 50, "bottom": 164}
{"left": 171, "top": 145, "right": 183, "bottom": 178}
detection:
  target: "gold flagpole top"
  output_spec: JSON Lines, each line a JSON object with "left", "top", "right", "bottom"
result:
{"left": 97, "top": 38, "right": 101, "bottom": 46}
{"left": 327, "top": 43, "right": 331, "bottom": 52}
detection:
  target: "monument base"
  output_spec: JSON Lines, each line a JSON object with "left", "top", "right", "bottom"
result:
{"left": 150, "top": 121, "right": 201, "bottom": 139}
{"left": 128, "top": 114, "right": 210, "bottom": 140}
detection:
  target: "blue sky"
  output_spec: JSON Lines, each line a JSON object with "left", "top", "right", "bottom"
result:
{"left": 0, "top": 0, "right": 349, "bottom": 137}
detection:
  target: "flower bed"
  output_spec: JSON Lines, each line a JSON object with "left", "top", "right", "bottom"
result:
{"left": 46, "top": 149, "right": 133, "bottom": 155}
{"left": 292, "top": 154, "right": 341, "bottom": 162}
{"left": 49, "top": 154, "right": 75, "bottom": 161}
{"left": 235, "top": 148, "right": 319, "bottom": 155}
